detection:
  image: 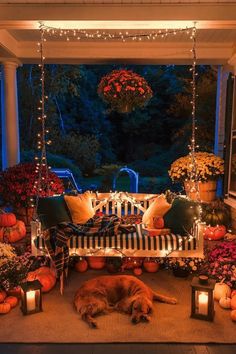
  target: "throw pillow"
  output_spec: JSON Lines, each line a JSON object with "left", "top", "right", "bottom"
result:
{"left": 37, "top": 195, "right": 72, "bottom": 230}
{"left": 64, "top": 191, "right": 95, "bottom": 224}
{"left": 142, "top": 194, "right": 171, "bottom": 228}
{"left": 163, "top": 197, "right": 200, "bottom": 235}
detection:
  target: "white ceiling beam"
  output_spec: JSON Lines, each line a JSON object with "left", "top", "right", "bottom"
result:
{"left": 0, "top": 29, "right": 19, "bottom": 57}
{"left": 1, "top": 4, "right": 236, "bottom": 21}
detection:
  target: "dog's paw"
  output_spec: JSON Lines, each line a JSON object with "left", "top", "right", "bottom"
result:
{"left": 169, "top": 297, "right": 177, "bottom": 304}
{"left": 89, "top": 319, "right": 98, "bottom": 329}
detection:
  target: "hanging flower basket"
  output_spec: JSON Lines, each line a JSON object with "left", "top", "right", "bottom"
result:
{"left": 97, "top": 69, "right": 153, "bottom": 113}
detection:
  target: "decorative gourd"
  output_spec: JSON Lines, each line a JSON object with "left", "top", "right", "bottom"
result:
{"left": 87, "top": 257, "right": 106, "bottom": 270}
{"left": 5, "top": 296, "right": 18, "bottom": 308}
{"left": 153, "top": 216, "right": 164, "bottom": 229}
{"left": 219, "top": 296, "right": 231, "bottom": 309}
{"left": 0, "top": 302, "right": 11, "bottom": 314}
{"left": 204, "top": 225, "right": 226, "bottom": 241}
{"left": 27, "top": 267, "right": 56, "bottom": 293}
{"left": 0, "top": 290, "right": 7, "bottom": 303}
{"left": 230, "top": 295, "right": 236, "bottom": 310}
{"left": 143, "top": 259, "right": 160, "bottom": 273}
{"left": 75, "top": 259, "right": 88, "bottom": 273}
{"left": 133, "top": 267, "right": 142, "bottom": 276}
{"left": 230, "top": 310, "right": 236, "bottom": 322}
{"left": 0, "top": 212, "right": 17, "bottom": 227}
{"left": 0, "top": 220, "right": 26, "bottom": 243}
{"left": 214, "top": 282, "right": 231, "bottom": 301}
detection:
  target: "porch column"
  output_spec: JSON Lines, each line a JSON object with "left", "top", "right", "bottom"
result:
{"left": 214, "top": 65, "right": 229, "bottom": 158}
{"left": 1, "top": 60, "right": 20, "bottom": 170}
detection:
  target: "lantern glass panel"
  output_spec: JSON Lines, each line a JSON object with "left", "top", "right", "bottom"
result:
{"left": 21, "top": 280, "right": 42, "bottom": 315}
{"left": 195, "top": 290, "right": 209, "bottom": 315}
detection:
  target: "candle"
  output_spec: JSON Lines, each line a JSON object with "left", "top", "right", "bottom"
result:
{"left": 26, "top": 290, "right": 36, "bottom": 311}
{"left": 198, "top": 292, "right": 208, "bottom": 315}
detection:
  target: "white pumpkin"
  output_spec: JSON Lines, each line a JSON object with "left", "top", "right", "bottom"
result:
{"left": 219, "top": 296, "right": 231, "bottom": 309}
{"left": 214, "top": 282, "right": 231, "bottom": 301}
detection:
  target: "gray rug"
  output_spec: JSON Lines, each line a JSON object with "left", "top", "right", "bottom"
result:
{"left": 0, "top": 269, "right": 235, "bottom": 343}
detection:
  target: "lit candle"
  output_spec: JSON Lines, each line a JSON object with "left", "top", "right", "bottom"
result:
{"left": 198, "top": 292, "right": 208, "bottom": 315}
{"left": 26, "top": 290, "right": 36, "bottom": 311}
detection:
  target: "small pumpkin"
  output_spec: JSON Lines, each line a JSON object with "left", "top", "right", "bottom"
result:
{"left": 0, "top": 220, "right": 26, "bottom": 243}
{"left": 231, "top": 290, "right": 236, "bottom": 298}
{"left": 7, "top": 287, "right": 21, "bottom": 298}
{"left": 204, "top": 225, "right": 226, "bottom": 241}
{"left": 219, "top": 296, "right": 231, "bottom": 309}
{"left": 0, "top": 302, "right": 11, "bottom": 314}
{"left": 87, "top": 257, "right": 106, "bottom": 270}
{"left": 75, "top": 259, "right": 88, "bottom": 273}
{"left": 214, "top": 282, "right": 231, "bottom": 301}
{"left": 0, "top": 212, "right": 17, "bottom": 227}
{"left": 143, "top": 259, "right": 160, "bottom": 273}
{"left": 5, "top": 296, "right": 18, "bottom": 308}
{"left": 230, "top": 309, "right": 236, "bottom": 322}
{"left": 153, "top": 216, "right": 164, "bottom": 229}
{"left": 201, "top": 201, "right": 230, "bottom": 226}
{"left": 27, "top": 267, "right": 56, "bottom": 293}
{"left": 0, "top": 290, "right": 7, "bottom": 303}
{"left": 230, "top": 295, "right": 236, "bottom": 310}
{"left": 133, "top": 267, "right": 142, "bottom": 276}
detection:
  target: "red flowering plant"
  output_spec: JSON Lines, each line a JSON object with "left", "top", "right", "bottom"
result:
{"left": 0, "top": 162, "right": 64, "bottom": 209}
{"left": 97, "top": 69, "right": 153, "bottom": 113}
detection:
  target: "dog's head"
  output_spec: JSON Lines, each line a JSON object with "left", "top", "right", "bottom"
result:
{"left": 132, "top": 296, "right": 153, "bottom": 314}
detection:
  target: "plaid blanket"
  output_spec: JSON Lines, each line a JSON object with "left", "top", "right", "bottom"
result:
{"left": 43, "top": 215, "right": 136, "bottom": 292}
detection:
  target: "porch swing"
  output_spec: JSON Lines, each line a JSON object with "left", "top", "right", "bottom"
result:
{"left": 31, "top": 23, "right": 205, "bottom": 276}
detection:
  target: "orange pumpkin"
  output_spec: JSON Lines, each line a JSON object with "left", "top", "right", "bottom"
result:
{"left": 0, "top": 213, "right": 17, "bottom": 227}
{"left": 27, "top": 267, "right": 56, "bottom": 293}
{"left": 143, "top": 259, "right": 160, "bottom": 273}
{"left": 231, "top": 290, "right": 236, "bottom": 298}
{"left": 0, "top": 290, "right": 7, "bottom": 303}
{"left": 133, "top": 267, "right": 142, "bottom": 276}
{"left": 231, "top": 296, "right": 236, "bottom": 310}
{"left": 5, "top": 296, "right": 18, "bottom": 308}
{"left": 204, "top": 225, "right": 226, "bottom": 241}
{"left": 0, "top": 302, "right": 11, "bottom": 314}
{"left": 87, "top": 257, "right": 106, "bottom": 270}
{"left": 0, "top": 220, "right": 26, "bottom": 243}
{"left": 75, "top": 259, "right": 88, "bottom": 273}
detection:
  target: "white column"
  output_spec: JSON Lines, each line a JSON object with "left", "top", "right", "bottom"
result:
{"left": 1, "top": 61, "right": 20, "bottom": 170}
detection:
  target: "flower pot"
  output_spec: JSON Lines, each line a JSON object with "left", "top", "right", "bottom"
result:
{"left": 118, "top": 104, "right": 133, "bottom": 114}
{"left": 184, "top": 180, "right": 217, "bottom": 203}
{"left": 87, "top": 256, "right": 106, "bottom": 270}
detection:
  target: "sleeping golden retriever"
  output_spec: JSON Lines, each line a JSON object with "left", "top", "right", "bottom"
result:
{"left": 74, "top": 275, "right": 177, "bottom": 328}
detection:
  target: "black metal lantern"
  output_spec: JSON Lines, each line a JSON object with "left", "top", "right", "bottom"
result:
{"left": 191, "top": 276, "right": 216, "bottom": 321}
{"left": 20, "top": 280, "right": 42, "bottom": 315}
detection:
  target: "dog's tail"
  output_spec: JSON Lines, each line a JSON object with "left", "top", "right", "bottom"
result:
{"left": 152, "top": 291, "right": 177, "bottom": 304}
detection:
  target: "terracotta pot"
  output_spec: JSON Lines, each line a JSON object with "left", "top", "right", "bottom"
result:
{"left": 87, "top": 257, "right": 106, "bottom": 270}
{"left": 143, "top": 261, "right": 160, "bottom": 273}
{"left": 184, "top": 180, "right": 217, "bottom": 203}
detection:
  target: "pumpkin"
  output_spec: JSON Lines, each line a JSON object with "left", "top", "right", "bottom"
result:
{"left": 7, "top": 287, "right": 21, "bottom": 298}
{"left": 87, "top": 257, "right": 106, "bottom": 270}
{"left": 75, "top": 259, "right": 88, "bottom": 273}
{"left": 231, "top": 290, "right": 236, "bottom": 298}
{"left": 133, "top": 267, "right": 142, "bottom": 276}
{"left": 214, "top": 282, "right": 231, "bottom": 301}
{"left": 0, "top": 220, "right": 26, "bottom": 243}
{"left": 5, "top": 296, "right": 18, "bottom": 308}
{"left": 230, "top": 310, "right": 236, "bottom": 322}
{"left": 27, "top": 267, "right": 56, "bottom": 293}
{"left": 201, "top": 201, "right": 230, "bottom": 227}
{"left": 0, "top": 290, "right": 7, "bottom": 303}
{"left": 0, "top": 302, "right": 11, "bottom": 314}
{"left": 204, "top": 225, "right": 226, "bottom": 241}
{"left": 230, "top": 295, "right": 236, "bottom": 310}
{"left": 153, "top": 216, "right": 164, "bottom": 229}
{"left": 0, "top": 212, "right": 17, "bottom": 227}
{"left": 219, "top": 296, "right": 231, "bottom": 309}
{"left": 143, "top": 259, "right": 160, "bottom": 273}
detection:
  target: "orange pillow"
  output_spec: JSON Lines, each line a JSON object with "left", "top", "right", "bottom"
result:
{"left": 64, "top": 192, "right": 95, "bottom": 224}
{"left": 142, "top": 194, "right": 171, "bottom": 229}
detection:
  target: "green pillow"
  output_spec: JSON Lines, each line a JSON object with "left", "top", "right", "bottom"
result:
{"left": 164, "top": 197, "right": 200, "bottom": 235}
{"left": 37, "top": 195, "right": 72, "bottom": 230}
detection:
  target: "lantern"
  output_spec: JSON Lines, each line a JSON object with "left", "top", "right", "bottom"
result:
{"left": 20, "top": 280, "right": 42, "bottom": 315}
{"left": 190, "top": 276, "right": 215, "bottom": 321}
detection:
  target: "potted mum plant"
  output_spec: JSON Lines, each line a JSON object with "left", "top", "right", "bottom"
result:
{"left": 0, "top": 162, "right": 64, "bottom": 224}
{"left": 97, "top": 69, "right": 153, "bottom": 113}
{"left": 169, "top": 152, "right": 224, "bottom": 203}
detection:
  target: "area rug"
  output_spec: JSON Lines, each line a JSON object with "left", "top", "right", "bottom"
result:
{"left": 0, "top": 269, "right": 235, "bottom": 343}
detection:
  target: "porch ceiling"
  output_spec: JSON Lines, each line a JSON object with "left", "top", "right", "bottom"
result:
{"left": 0, "top": 2, "right": 236, "bottom": 65}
